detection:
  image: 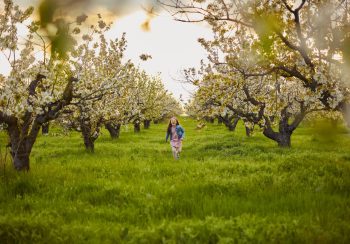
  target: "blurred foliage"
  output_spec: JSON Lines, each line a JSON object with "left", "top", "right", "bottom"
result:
{"left": 310, "top": 118, "right": 347, "bottom": 144}
{"left": 36, "top": 0, "right": 159, "bottom": 59}
{"left": 342, "top": 36, "right": 350, "bottom": 67}
{"left": 253, "top": 14, "right": 280, "bottom": 58}
{"left": 38, "top": 0, "right": 86, "bottom": 59}
{"left": 38, "top": 0, "right": 56, "bottom": 28}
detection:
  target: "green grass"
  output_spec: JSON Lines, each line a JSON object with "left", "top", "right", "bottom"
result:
{"left": 0, "top": 118, "right": 350, "bottom": 243}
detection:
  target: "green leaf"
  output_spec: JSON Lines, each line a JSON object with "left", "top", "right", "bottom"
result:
{"left": 39, "top": 0, "right": 57, "bottom": 28}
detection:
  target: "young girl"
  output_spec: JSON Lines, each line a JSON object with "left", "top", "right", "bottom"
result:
{"left": 165, "top": 117, "right": 185, "bottom": 160}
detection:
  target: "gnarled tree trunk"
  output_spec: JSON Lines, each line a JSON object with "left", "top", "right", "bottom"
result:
{"left": 81, "top": 127, "right": 95, "bottom": 152}
{"left": 144, "top": 120, "right": 151, "bottom": 129}
{"left": 229, "top": 117, "right": 240, "bottom": 131}
{"left": 217, "top": 116, "right": 223, "bottom": 125}
{"left": 42, "top": 122, "right": 49, "bottom": 135}
{"left": 245, "top": 125, "right": 253, "bottom": 137}
{"left": 263, "top": 127, "right": 292, "bottom": 147}
{"left": 221, "top": 115, "right": 239, "bottom": 131}
{"left": 134, "top": 121, "right": 141, "bottom": 133}
{"left": 80, "top": 119, "right": 101, "bottom": 152}
{"left": 277, "top": 132, "right": 292, "bottom": 147}
{"left": 11, "top": 142, "right": 30, "bottom": 171}
{"left": 105, "top": 122, "right": 121, "bottom": 139}
{"left": 7, "top": 121, "right": 41, "bottom": 171}
{"left": 263, "top": 114, "right": 295, "bottom": 148}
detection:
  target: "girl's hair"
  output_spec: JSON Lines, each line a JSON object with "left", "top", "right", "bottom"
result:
{"left": 167, "top": 117, "right": 179, "bottom": 135}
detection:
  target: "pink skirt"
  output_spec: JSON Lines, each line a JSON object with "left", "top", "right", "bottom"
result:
{"left": 170, "top": 139, "right": 182, "bottom": 148}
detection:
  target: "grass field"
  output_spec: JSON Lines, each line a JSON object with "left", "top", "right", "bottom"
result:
{"left": 0, "top": 118, "right": 350, "bottom": 243}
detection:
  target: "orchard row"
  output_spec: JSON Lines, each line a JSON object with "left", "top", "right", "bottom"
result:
{"left": 162, "top": 0, "right": 350, "bottom": 147}
{"left": 0, "top": 0, "right": 181, "bottom": 171}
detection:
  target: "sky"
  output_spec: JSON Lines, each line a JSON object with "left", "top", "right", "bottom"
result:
{"left": 0, "top": 0, "right": 213, "bottom": 103}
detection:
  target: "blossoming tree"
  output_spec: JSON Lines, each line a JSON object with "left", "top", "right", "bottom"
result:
{"left": 159, "top": 0, "right": 350, "bottom": 124}
{"left": 160, "top": 0, "right": 350, "bottom": 146}
{"left": 0, "top": 1, "right": 80, "bottom": 170}
{"left": 60, "top": 23, "right": 135, "bottom": 151}
{"left": 0, "top": 1, "right": 134, "bottom": 168}
{"left": 187, "top": 23, "right": 349, "bottom": 146}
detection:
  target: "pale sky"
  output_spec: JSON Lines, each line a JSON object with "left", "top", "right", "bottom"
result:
{"left": 108, "top": 10, "right": 213, "bottom": 103}
{"left": 0, "top": 0, "right": 213, "bottom": 103}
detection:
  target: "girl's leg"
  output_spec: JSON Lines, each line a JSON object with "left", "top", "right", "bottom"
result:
{"left": 176, "top": 143, "right": 182, "bottom": 159}
{"left": 175, "top": 147, "right": 180, "bottom": 159}
{"left": 172, "top": 146, "right": 177, "bottom": 159}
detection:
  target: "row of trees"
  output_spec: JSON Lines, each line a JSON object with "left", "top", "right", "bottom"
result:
{"left": 161, "top": 0, "right": 350, "bottom": 147}
{"left": 0, "top": 0, "right": 181, "bottom": 171}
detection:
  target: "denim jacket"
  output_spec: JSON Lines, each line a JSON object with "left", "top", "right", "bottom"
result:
{"left": 166, "top": 125, "right": 185, "bottom": 142}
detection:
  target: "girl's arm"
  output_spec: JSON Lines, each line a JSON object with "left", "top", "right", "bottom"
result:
{"left": 165, "top": 132, "right": 170, "bottom": 142}
{"left": 180, "top": 126, "right": 185, "bottom": 139}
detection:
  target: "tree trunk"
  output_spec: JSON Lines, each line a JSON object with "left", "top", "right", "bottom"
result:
{"left": 105, "top": 122, "right": 121, "bottom": 139}
{"left": 80, "top": 120, "right": 96, "bottom": 152}
{"left": 277, "top": 133, "right": 291, "bottom": 147}
{"left": 245, "top": 126, "right": 253, "bottom": 137}
{"left": 222, "top": 116, "right": 239, "bottom": 131}
{"left": 82, "top": 134, "right": 94, "bottom": 152}
{"left": 7, "top": 122, "right": 40, "bottom": 171}
{"left": 218, "top": 116, "right": 223, "bottom": 125}
{"left": 154, "top": 120, "right": 159, "bottom": 124}
{"left": 230, "top": 117, "right": 240, "bottom": 131}
{"left": 134, "top": 122, "right": 141, "bottom": 133}
{"left": 42, "top": 122, "right": 49, "bottom": 135}
{"left": 144, "top": 120, "right": 151, "bottom": 129}
{"left": 83, "top": 135, "right": 94, "bottom": 152}
{"left": 263, "top": 127, "right": 292, "bottom": 148}
{"left": 12, "top": 144, "right": 30, "bottom": 171}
